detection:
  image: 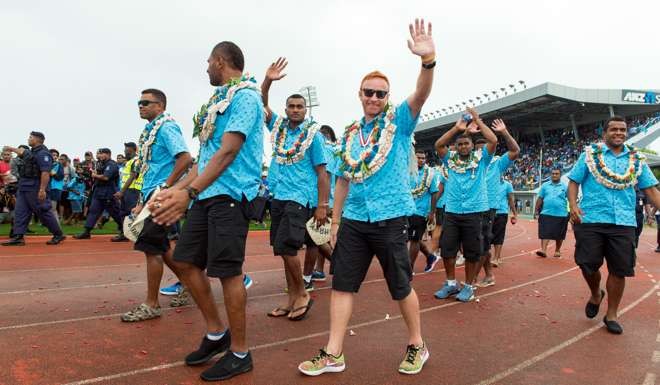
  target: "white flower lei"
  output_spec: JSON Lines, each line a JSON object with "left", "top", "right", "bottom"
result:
{"left": 338, "top": 104, "right": 397, "bottom": 183}
{"left": 585, "top": 143, "right": 645, "bottom": 190}
{"left": 447, "top": 149, "right": 483, "bottom": 175}
{"left": 137, "top": 112, "right": 176, "bottom": 176}
{"left": 411, "top": 165, "right": 435, "bottom": 198}
{"left": 270, "top": 116, "right": 321, "bottom": 165}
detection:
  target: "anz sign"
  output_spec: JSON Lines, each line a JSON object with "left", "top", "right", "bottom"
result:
{"left": 622, "top": 89, "right": 660, "bottom": 104}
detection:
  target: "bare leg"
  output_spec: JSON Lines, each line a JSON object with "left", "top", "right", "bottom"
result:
{"left": 325, "top": 290, "right": 353, "bottom": 356}
{"left": 303, "top": 246, "right": 318, "bottom": 277}
{"left": 554, "top": 240, "right": 564, "bottom": 255}
{"left": 221, "top": 274, "right": 248, "bottom": 352}
{"left": 176, "top": 262, "right": 225, "bottom": 333}
{"left": 581, "top": 269, "right": 603, "bottom": 306}
{"left": 398, "top": 289, "right": 423, "bottom": 346}
{"left": 408, "top": 241, "right": 421, "bottom": 271}
{"left": 442, "top": 257, "right": 456, "bottom": 281}
{"left": 281, "top": 255, "right": 309, "bottom": 318}
{"left": 465, "top": 260, "right": 480, "bottom": 285}
{"left": 540, "top": 239, "right": 550, "bottom": 254}
{"left": 605, "top": 274, "right": 625, "bottom": 321}
{"left": 144, "top": 253, "right": 164, "bottom": 308}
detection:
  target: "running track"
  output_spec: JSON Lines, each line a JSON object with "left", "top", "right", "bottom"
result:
{"left": 0, "top": 220, "right": 658, "bottom": 385}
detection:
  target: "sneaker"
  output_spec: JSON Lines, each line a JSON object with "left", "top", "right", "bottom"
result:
{"left": 298, "top": 349, "right": 346, "bottom": 376}
{"left": 476, "top": 277, "right": 495, "bottom": 288}
{"left": 243, "top": 274, "right": 253, "bottom": 290}
{"left": 305, "top": 280, "right": 315, "bottom": 292}
{"left": 655, "top": 246, "right": 660, "bottom": 253}
{"left": 185, "top": 331, "right": 231, "bottom": 366}
{"left": 73, "top": 232, "right": 91, "bottom": 240}
{"left": 120, "top": 303, "right": 162, "bottom": 322}
{"left": 456, "top": 284, "right": 475, "bottom": 302}
{"left": 110, "top": 234, "right": 129, "bottom": 242}
{"left": 398, "top": 343, "right": 429, "bottom": 375}
{"left": 159, "top": 282, "right": 182, "bottom": 296}
{"left": 424, "top": 253, "right": 440, "bottom": 273}
{"left": 170, "top": 287, "right": 190, "bottom": 307}
{"left": 1, "top": 236, "right": 25, "bottom": 246}
{"left": 311, "top": 270, "right": 327, "bottom": 282}
{"left": 46, "top": 234, "right": 66, "bottom": 245}
{"left": 200, "top": 351, "right": 253, "bottom": 381}
{"left": 434, "top": 281, "right": 460, "bottom": 299}
{"left": 455, "top": 255, "right": 465, "bottom": 266}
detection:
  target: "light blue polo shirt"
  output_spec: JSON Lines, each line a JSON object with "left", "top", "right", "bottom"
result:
{"left": 141, "top": 118, "right": 189, "bottom": 200}
{"left": 266, "top": 113, "right": 327, "bottom": 207}
{"left": 442, "top": 147, "right": 494, "bottom": 214}
{"left": 486, "top": 155, "right": 511, "bottom": 209}
{"left": 324, "top": 142, "right": 339, "bottom": 208}
{"left": 335, "top": 101, "right": 418, "bottom": 222}
{"left": 495, "top": 180, "right": 514, "bottom": 214}
{"left": 538, "top": 180, "right": 569, "bottom": 217}
{"left": 198, "top": 88, "right": 264, "bottom": 201}
{"left": 568, "top": 146, "right": 658, "bottom": 227}
{"left": 436, "top": 170, "right": 447, "bottom": 209}
{"left": 411, "top": 166, "right": 440, "bottom": 217}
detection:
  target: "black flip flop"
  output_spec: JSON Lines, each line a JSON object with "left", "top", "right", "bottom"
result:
{"left": 289, "top": 299, "right": 314, "bottom": 321}
{"left": 585, "top": 289, "right": 605, "bottom": 319}
{"left": 267, "top": 307, "right": 291, "bottom": 318}
{"left": 535, "top": 251, "right": 547, "bottom": 258}
{"left": 603, "top": 316, "right": 623, "bottom": 334}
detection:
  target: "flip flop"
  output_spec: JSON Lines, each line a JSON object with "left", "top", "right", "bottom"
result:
{"left": 585, "top": 289, "right": 605, "bottom": 319}
{"left": 289, "top": 299, "right": 315, "bottom": 321}
{"left": 553, "top": 252, "right": 561, "bottom": 258}
{"left": 603, "top": 316, "right": 623, "bottom": 334}
{"left": 535, "top": 251, "right": 547, "bottom": 258}
{"left": 267, "top": 307, "right": 291, "bottom": 318}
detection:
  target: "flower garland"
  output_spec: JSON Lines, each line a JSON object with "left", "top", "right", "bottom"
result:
{"left": 136, "top": 112, "right": 176, "bottom": 176}
{"left": 337, "top": 103, "right": 397, "bottom": 183}
{"left": 585, "top": 143, "right": 645, "bottom": 190}
{"left": 447, "top": 148, "right": 482, "bottom": 179}
{"left": 270, "top": 117, "right": 320, "bottom": 165}
{"left": 192, "top": 74, "right": 260, "bottom": 145}
{"left": 411, "top": 165, "right": 435, "bottom": 198}
{"left": 436, "top": 164, "right": 448, "bottom": 180}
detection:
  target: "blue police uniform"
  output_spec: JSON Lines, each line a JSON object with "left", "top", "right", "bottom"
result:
{"left": 82, "top": 159, "right": 123, "bottom": 232}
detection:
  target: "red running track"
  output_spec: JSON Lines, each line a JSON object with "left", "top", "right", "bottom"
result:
{"left": 0, "top": 221, "right": 658, "bottom": 385}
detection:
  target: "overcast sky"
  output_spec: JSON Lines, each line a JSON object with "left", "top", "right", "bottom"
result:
{"left": 2, "top": 0, "right": 659, "bottom": 159}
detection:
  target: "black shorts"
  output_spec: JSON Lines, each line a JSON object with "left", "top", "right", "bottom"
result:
{"left": 134, "top": 216, "right": 172, "bottom": 255}
{"left": 491, "top": 214, "right": 508, "bottom": 245}
{"left": 173, "top": 195, "right": 249, "bottom": 279}
{"left": 435, "top": 207, "right": 445, "bottom": 228}
{"left": 270, "top": 199, "right": 314, "bottom": 256}
{"left": 407, "top": 215, "right": 427, "bottom": 241}
{"left": 573, "top": 223, "right": 636, "bottom": 278}
{"left": 538, "top": 214, "right": 569, "bottom": 240}
{"left": 331, "top": 217, "right": 412, "bottom": 300}
{"left": 441, "top": 211, "right": 489, "bottom": 262}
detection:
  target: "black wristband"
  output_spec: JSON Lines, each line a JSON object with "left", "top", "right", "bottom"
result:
{"left": 185, "top": 186, "right": 199, "bottom": 201}
{"left": 422, "top": 61, "right": 436, "bottom": 69}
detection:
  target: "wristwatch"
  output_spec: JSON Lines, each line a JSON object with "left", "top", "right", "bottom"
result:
{"left": 184, "top": 186, "right": 199, "bottom": 201}
{"left": 422, "top": 61, "right": 436, "bottom": 69}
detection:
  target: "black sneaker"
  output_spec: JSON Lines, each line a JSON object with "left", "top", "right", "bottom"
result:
{"left": 73, "top": 232, "right": 91, "bottom": 240}
{"left": 1, "top": 236, "right": 25, "bottom": 246}
{"left": 110, "top": 234, "right": 129, "bottom": 242}
{"left": 46, "top": 234, "right": 66, "bottom": 245}
{"left": 200, "top": 351, "right": 253, "bottom": 382}
{"left": 185, "top": 331, "right": 231, "bottom": 366}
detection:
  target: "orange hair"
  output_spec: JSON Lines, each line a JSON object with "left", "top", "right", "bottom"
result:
{"left": 360, "top": 71, "right": 390, "bottom": 87}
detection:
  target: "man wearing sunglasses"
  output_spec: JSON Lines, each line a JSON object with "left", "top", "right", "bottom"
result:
{"left": 260, "top": 57, "right": 330, "bottom": 321}
{"left": 298, "top": 18, "right": 435, "bottom": 376}
{"left": 119, "top": 89, "right": 193, "bottom": 322}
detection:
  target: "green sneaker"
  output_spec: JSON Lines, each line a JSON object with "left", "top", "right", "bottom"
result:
{"left": 398, "top": 343, "right": 429, "bottom": 374}
{"left": 298, "top": 349, "right": 345, "bottom": 376}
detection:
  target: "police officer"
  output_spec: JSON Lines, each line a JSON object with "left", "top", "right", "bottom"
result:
{"left": 2, "top": 132, "right": 66, "bottom": 246}
{"left": 111, "top": 142, "right": 142, "bottom": 242}
{"left": 74, "top": 148, "right": 123, "bottom": 240}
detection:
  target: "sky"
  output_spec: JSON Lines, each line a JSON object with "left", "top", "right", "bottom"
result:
{"left": 2, "top": 0, "right": 659, "bottom": 159}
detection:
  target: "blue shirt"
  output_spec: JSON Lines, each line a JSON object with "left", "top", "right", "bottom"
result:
{"left": 538, "top": 180, "right": 568, "bottom": 217}
{"left": 486, "top": 155, "right": 511, "bottom": 209}
{"left": 495, "top": 180, "right": 514, "bottom": 214}
{"left": 267, "top": 113, "right": 327, "bottom": 207}
{"left": 324, "top": 142, "right": 339, "bottom": 208}
{"left": 436, "top": 170, "right": 447, "bottom": 209}
{"left": 411, "top": 166, "right": 439, "bottom": 217}
{"left": 141, "top": 120, "right": 189, "bottom": 200}
{"left": 66, "top": 179, "right": 86, "bottom": 201}
{"left": 443, "top": 147, "right": 494, "bottom": 214}
{"left": 50, "top": 163, "right": 64, "bottom": 191}
{"left": 198, "top": 87, "right": 264, "bottom": 201}
{"left": 336, "top": 101, "right": 418, "bottom": 222}
{"left": 19, "top": 145, "right": 52, "bottom": 191}
{"left": 568, "top": 146, "right": 658, "bottom": 226}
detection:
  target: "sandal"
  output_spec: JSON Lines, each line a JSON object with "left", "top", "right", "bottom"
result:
{"left": 535, "top": 251, "right": 547, "bottom": 258}
{"left": 267, "top": 307, "right": 291, "bottom": 317}
{"left": 553, "top": 252, "right": 561, "bottom": 258}
{"left": 289, "top": 299, "right": 315, "bottom": 321}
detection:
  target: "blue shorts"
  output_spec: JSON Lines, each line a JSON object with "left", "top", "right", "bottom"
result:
{"left": 49, "top": 189, "right": 62, "bottom": 202}
{"left": 69, "top": 200, "right": 83, "bottom": 213}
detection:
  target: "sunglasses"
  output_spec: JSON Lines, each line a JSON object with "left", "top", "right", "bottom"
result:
{"left": 137, "top": 100, "right": 161, "bottom": 107}
{"left": 362, "top": 88, "right": 389, "bottom": 99}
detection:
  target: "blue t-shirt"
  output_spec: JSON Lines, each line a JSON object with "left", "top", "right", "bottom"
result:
{"left": 324, "top": 142, "right": 339, "bottom": 208}
{"left": 435, "top": 168, "right": 447, "bottom": 209}
{"left": 486, "top": 155, "right": 511, "bottom": 209}
{"left": 411, "top": 166, "right": 439, "bottom": 217}
{"left": 66, "top": 179, "right": 86, "bottom": 201}
{"left": 568, "top": 146, "right": 658, "bottom": 226}
{"left": 443, "top": 147, "right": 494, "bottom": 214}
{"left": 267, "top": 113, "right": 327, "bottom": 207}
{"left": 141, "top": 119, "right": 189, "bottom": 200}
{"left": 49, "top": 163, "right": 64, "bottom": 191}
{"left": 198, "top": 88, "right": 264, "bottom": 201}
{"left": 538, "top": 181, "right": 568, "bottom": 217}
{"left": 19, "top": 145, "right": 52, "bottom": 191}
{"left": 495, "top": 180, "right": 514, "bottom": 214}
{"left": 334, "top": 101, "right": 418, "bottom": 222}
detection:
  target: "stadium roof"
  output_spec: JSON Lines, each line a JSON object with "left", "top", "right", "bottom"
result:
{"left": 413, "top": 82, "right": 660, "bottom": 148}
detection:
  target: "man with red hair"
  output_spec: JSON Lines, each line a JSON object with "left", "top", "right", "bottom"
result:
{"left": 298, "top": 18, "right": 436, "bottom": 376}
